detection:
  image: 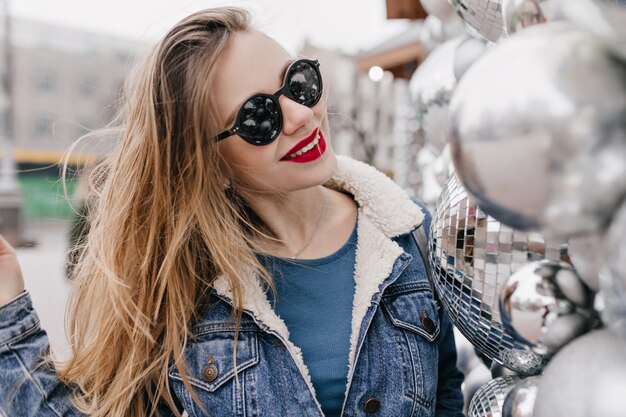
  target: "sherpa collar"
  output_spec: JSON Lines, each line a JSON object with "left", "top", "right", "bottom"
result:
{"left": 326, "top": 155, "right": 424, "bottom": 237}
{"left": 212, "top": 155, "right": 425, "bottom": 405}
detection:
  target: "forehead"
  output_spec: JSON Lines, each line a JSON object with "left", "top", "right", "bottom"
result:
{"left": 213, "top": 30, "right": 292, "bottom": 125}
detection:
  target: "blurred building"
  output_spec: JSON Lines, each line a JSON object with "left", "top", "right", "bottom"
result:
{"left": 11, "top": 17, "right": 147, "bottom": 165}
{"left": 355, "top": 21, "right": 426, "bottom": 80}
{"left": 6, "top": 18, "right": 147, "bottom": 221}
{"left": 300, "top": 13, "right": 429, "bottom": 176}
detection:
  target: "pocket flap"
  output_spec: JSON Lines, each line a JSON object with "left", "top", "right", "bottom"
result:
{"left": 382, "top": 283, "right": 441, "bottom": 342}
{"left": 169, "top": 330, "right": 259, "bottom": 393}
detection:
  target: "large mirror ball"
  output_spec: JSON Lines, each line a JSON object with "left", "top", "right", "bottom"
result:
{"left": 429, "top": 173, "right": 570, "bottom": 374}
{"left": 468, "top": 375, "right": 520, "bottom": 417}
{"left": 448, "top": 22, "right": 626, "bottom": 239}
{"left": 449, "top": 0, "right": 506, "bottom": 42}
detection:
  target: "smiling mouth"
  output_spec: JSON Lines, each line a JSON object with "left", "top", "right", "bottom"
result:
{"left": 280, "top": 128, "right": 321, "bottom": 161}
{"left": 285, "top": 132, "right": 321, "bottom": 160}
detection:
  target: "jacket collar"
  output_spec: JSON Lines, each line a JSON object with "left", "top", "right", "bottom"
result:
{"left": 212, "top": 155, "right": 425, "bottom": 399}
{"left": 325, "top": 155, "right": 424, "bottom": 238}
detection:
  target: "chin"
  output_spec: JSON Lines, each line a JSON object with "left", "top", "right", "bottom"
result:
{"left": 286, "top": 150, "right": 337, "bottom": 191}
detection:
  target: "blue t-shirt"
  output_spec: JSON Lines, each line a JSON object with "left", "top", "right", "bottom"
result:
{"left": 259, "top": 220, "right": 358, "bottom": 417}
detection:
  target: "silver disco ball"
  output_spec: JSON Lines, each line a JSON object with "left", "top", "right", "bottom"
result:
{"left": 469, "top": 376, "right": 521, "bottom": 417}
{"left": 430, "top": 173, "right": 569, "bottom": 374}
{"left": 450, "top": 0, "right": 506, "bottom": 42}
{"left": 502, "top": 376, "right": 541, "bottom": 417}
{"left": 420, "top": 14, "right": 467, "bottom": 52}
{"left": 422, "top": 0, "right": 458, "bottom": 21}
{"left": 553, "top": 0, "right": 626, "bottom": 60}
{"left": 410, "top": 36, "right": 464, "bottom": 156}
{"left": 500, "top": 260, "right": 594, "bottom": 355}
{"left": 410, "top": 34, "right": 488, "bottom": 157}
{"left": 502, "top": 0, "right": 552, "bottom": 35}
{"left": 568, "top": 231, "right": 605, "bottom": 292}
{"left": 600, "top": 201, "right": 626, "bottom": 339}
{"left": 534, "top": 328, "right": 626, "bottom": 417}
{"left": 449, "top": 22, "right": 626, "bottom": 239}
{"left": 453, "top": 35, "right": 489, "bottom": 81}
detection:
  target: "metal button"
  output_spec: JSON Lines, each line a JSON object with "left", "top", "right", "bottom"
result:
{"left": 202, "top": 354, "right": 219, "bottom": 383}
{"left": 364, "top": 397, "right": 381, "bottom": 413}
{"left": 422, "top": 308, "right": 436, "bottom": 334}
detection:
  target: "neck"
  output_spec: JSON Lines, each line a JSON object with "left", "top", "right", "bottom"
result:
{"left": 240, "top": 185, "right": 330, "bottom": 257}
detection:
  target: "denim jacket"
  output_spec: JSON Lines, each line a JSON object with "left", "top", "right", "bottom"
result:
{"left": 0, "top": 156, "right": 464, "bottom": 417}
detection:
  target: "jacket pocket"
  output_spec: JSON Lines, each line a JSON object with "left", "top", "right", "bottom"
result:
{"left": 169, "top": 322, "right": 260, "bottom": 394}
{"left": 380, "top": 281, "right": 440, "bottom": 409}
{"left": 381, "top": 282, "right": 441, "bottom": 341}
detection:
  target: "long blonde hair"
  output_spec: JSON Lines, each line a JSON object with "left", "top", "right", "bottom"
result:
{"left": 60, "top": 7, "right": 273, "bottom": 416}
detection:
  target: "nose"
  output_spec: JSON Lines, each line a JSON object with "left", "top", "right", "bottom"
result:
{"left": 279, "top": 95, "right": 314, "bottom": 136}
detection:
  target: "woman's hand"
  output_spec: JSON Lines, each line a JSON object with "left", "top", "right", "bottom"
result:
{"left": 0, "top": 234, "right": 25, "bottom": 307}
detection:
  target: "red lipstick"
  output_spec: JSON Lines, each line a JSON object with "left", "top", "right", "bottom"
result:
{"left": 280, "top": 128, "right": 327, "bottom": 163}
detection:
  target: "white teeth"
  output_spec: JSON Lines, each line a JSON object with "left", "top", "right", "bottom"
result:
{"left": 287, "top": 132, "right": 321, "bottom": 159}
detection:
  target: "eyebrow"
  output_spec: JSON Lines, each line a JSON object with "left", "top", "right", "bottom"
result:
{"left": 222, "top": 59, "right": 296, "bottom": 128}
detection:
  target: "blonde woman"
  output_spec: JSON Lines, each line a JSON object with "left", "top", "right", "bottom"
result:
{"left": 0, "top": 7, "right": 463, "bottom": 417}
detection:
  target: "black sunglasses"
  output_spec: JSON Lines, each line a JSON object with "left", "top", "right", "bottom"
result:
{"left": 214, "top": 58, "right": 323, "bottom": 146}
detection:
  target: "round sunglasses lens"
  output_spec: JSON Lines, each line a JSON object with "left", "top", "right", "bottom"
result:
{"left": 238, "top": 96, "right": 280, "bottom": 144}
{"left": 287, "top": 61, "right": 321, "bottom": 106}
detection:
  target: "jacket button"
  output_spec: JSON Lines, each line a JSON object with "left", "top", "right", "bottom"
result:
{"left": 202, "top": 355, "right": 219, "bottom": 383}
{"left": 422, "top": 308, "right": 436, "bottom": 334}
{"left": 364, "top": 397, "right": 381, "bottom": 413}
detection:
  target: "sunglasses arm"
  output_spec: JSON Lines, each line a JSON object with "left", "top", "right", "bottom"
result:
{"left": 215, "top": 127, "right": 239, "bottom": 142}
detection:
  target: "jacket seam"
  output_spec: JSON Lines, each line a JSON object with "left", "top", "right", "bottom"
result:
{"left": 191, "top": 323, "right": 260, "bottom": 336}
{"left": 340, "top": 256, "right": 411, "bottom": 415}
{"left": 8, "top": 346, "right": 64, "bottom": 417}
{"left": 382, "top": 281, "right": 432, "bottom": 296}
{"left": 1, "top": 320, "right": 41, "bottom": 347}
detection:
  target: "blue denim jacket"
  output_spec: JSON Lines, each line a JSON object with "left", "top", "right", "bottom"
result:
{"left": 0, "top": 156, "right": 464, "bottom": 416}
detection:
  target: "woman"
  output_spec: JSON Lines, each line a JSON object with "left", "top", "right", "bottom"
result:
{"left": 0, "top": 7, "right": 463, "bottom": 417}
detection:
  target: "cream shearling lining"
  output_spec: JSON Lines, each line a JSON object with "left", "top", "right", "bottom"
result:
{"left": 212, "top": 155, "right": 425, "bottom": 405}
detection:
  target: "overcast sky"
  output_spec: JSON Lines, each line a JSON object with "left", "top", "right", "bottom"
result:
{"left": 10, "top": 0, "right": 412, "bottom": 54}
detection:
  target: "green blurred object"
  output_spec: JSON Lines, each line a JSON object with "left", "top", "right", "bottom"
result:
{"left": 17, "top": 175, "right": 78, "bottom": 220}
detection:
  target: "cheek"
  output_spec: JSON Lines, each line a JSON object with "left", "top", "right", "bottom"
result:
{"left": 220, "top": 140, "right": 277, "bottom": 184}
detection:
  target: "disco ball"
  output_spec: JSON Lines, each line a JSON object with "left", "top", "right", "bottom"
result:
{"left": 534, "top": 328, "right": 626, "bottom": 417}
{"left": 410, "top": 34, "right": 488, "bottom": 157}
{"left": 449, "top": 0, "right": 506, "bottom": 42}
{"left": 600, "top": 201, "right": 626, "bottom": 338}
{"left": 420, "top": 14, "right": 467, "bottom": 52}
{"left": 568, "top": 231, "right": 605, "bottom": 292}
{"left": 463, "top": 365, "right": 494, "bottom": 414}
{"left": 553, "top": 0, "right": 626, "bottom": 59}
{"left": 434, "top": 144, "right": 453, "bottom": 187}
{"left": 453, "top": 35, "right": 489, "bottom": 80}
{"left": 422, "top": 0, "right": 458, "bottom": 21}
{"left": 500, "top": 260, "right": 594, "bottom": 355}
{"left": 430, "top": 173, "right": 568, "bottom": 374}
{"left": 502, "top": 376, "right": 540, "bottom": 417}
{"left": 449, "top": 22, "right": 626, "bottom": 238}
{"left": 502, "top": 0, "right": 552, "bottom": 35}
{"left": 468, "top": 376, "right": 521, "bottom": 417}
{"left": 410, "top": 35, "right": 464, "bottom": 156}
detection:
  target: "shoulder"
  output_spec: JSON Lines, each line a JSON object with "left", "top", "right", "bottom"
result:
{"left": 409, "top": 197, "right": 432, "bottom": 236}
{"left": 329, "top": 156, "right": 427, "bottom": 238}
